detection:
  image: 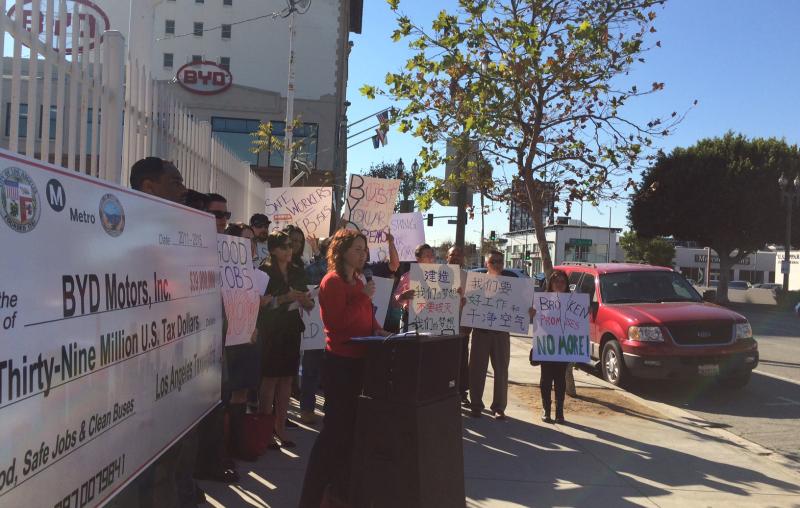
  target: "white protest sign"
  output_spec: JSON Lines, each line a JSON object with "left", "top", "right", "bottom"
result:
{"left": 531, "top": 292, "right": 591, "bottom": 363}
{"left": 371, "top": 276, "right": 394, "bottom": 326}
{"left": 408, "top": 264, "right": 462, "bottom": 334}
{"left": 265, "top": 187, "right": 333, "bottom": 237}
{"left": 391, "top": 213, "right": 426, "bottom": 262}
{"left": 341, "top": 175, "right": 400, "bottom": 262}
{"left": 0, "top": 148, "right": 222, "bottom": 507}
{"left": 301, "top": 287, "right": 326, "bottom": 351}
{"left": 218, "top": 234, "right": 263, "bottom": 347}
{"left": 254, "top": 241, "right": 269, "bottom": 267}
{"left": 461, "top": 272, "right": 534, "bottom": 334}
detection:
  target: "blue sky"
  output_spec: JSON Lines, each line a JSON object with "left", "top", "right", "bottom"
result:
{"left": 345, "top": 0, "right": 800, "bottom": 246}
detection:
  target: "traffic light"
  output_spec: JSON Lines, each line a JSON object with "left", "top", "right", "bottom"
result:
{"left": 489, "top": 230, "right": 496, "bottom": 241}
{"left": 427, "top": 213, "right": 434, "bottom": 226}
{"left": 525, "top": 250, "right": 531, "bottom": 260}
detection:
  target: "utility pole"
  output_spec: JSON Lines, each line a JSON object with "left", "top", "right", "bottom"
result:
{"left": 282, "top": 1, "right": 300, "bottom": 187}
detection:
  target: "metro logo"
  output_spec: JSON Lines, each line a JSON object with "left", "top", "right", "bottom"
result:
{"left": 176, "top": 62, "right": 233, "bottom": 95}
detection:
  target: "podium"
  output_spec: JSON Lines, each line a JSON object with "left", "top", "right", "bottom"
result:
{"left": 350, "top": 334, "right": 466, "bottom": 508}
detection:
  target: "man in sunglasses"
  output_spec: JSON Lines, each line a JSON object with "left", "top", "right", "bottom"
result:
{"left": 250, "top": 213, "right": 271, "bottom": 267}
{"left": 207, "top": 193, "right": 231, "bottom": 234}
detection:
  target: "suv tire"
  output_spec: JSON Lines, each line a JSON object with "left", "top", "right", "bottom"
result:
{"left": 718, "top": 371, "right": 751, "bottom": 389}
{"left": 601, "top": 340, "right": 626, "bottom": 387}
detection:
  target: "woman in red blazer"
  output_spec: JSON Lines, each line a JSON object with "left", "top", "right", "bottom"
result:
{"left": 299, "top": 229, "right": 390, "bottom": 507}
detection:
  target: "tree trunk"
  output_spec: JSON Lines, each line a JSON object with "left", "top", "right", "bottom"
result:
{"left": 565, "top": 363, "right": 577, "bottom": 397}
{"left": 523, "top": 176, "right": 553, "bottom": 275}
{"left": 715, "top": 250, "right": 733, "bottom": 304}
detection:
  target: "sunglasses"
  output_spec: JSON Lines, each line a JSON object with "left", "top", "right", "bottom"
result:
{"left": 211, "top": 210, "right": 232, "bottom": 220}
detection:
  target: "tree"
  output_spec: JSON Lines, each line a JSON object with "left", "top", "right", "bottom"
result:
{"left": 362, "top": 161, "right": 431, "bottom": 212}
{"left": 362, "top": 0, "right": 686, "bottom": 274}
{"left": 619, "top": 230, "right": 675, "bottom": 267}
{"left": 629, "top": 133, "right": 800, "bottom": 302}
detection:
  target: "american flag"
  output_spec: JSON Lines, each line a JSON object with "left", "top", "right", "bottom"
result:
{"left": 376, "top": 110, "right": 389, "bottom": 125}
{"left": 5, "top": 181, "right": 19, "bottom": 200}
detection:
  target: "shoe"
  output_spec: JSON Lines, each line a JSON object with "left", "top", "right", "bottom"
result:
{"left": 492, "top": 410, "right": 506, "bottom": 420}
{"left": 194, "top": 466, "right": 239, "bottom": 484}
{"left": 542, "top": 399, "right": 553, "bottom": 423}
{"left": 541, "top": 413, "right": 554, "bottom": 424}
{"left": 461, "top": 393, "right": 471, "bottom": 407}
{"left": 555, "top": 415, "right": 566, "bottom": 424}
{"left": 469, "top": 409, "right": 482, "bottom": 418}
{"left": 555, "top": 400, "right": 565, "bottom": 424}
{"left": 285, "top": 418, "right": 299, "bottom": 429}
{"left": 300, "top": 410, "right": 318, "bottom": 425}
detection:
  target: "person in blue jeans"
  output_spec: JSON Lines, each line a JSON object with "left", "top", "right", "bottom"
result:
{"left": 300, "top": 237, "right": 331, "bottom": 424}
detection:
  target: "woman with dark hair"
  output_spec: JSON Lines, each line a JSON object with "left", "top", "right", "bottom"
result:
{"left": 537, "top": 269, "right": 571, "bottom": 424}
{"left": 283, "top": 224, "right": 309, "bottom": 267}
{"left": 258, "top": 231, "right": 313, "bottom": 448}
{"left": 299, "top": 229, "right": 390, "bottom": 507}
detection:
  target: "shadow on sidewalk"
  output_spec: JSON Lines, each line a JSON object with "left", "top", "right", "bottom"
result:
{"left": 460, "top": 410, "right": 800, "bottom": 507}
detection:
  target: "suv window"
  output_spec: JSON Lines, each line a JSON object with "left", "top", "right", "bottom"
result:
{"left": 568, "top": 271, "right": 583, "bottom": 292}
{"left": 600, "top": 271, "right": 702, "bottom": 304}
{"left": 578, "top": 273, "right": 596, "bottom": 302}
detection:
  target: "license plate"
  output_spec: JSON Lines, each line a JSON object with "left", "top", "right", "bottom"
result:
{"left": 698, "top": 364, "right": 719, "bottom": 376}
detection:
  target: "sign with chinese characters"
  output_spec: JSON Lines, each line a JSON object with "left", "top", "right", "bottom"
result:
{"left": 176, "top": 61, "right": 233, "bottom": 95}
{"left": 531, "top": 292, "right": 591, "bottom": 363}
{"left": 391, "top": 212, "right": 426, "bottom": 262}
{"left": 408, "top": 263, "right": 462, "bottom": 334}
{"left": 341, "top": 175, "right": 400, "bottom": 262}
{"left": 461, "top": 272, "right": 534, "bottom": 334}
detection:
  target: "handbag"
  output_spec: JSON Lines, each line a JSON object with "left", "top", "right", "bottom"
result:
{"left": 242, "top": 412, "right": 275, "bottom": 456}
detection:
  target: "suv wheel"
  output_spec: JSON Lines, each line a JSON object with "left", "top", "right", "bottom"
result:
{"left": 719, "top": 371, "right": 751, "bottom": 389}
{"left": 602, "top": 340, "right": 626, "bottom": 387}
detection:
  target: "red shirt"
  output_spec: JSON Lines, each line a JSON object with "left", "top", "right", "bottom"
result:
{"left": 319, "top": 271, "right": 381, "bottom": 358}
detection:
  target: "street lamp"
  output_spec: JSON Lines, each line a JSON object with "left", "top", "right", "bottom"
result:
{"left": 778, "top": 172, "right": 800, "bottom": 290}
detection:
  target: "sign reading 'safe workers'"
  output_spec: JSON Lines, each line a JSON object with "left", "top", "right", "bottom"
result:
{"left": 265, "top": 186, "right": 333, "bottom": 237}
{"left": 0, "top": 149, "right": 222, "bottom": 507}
{"left": 531, "top": 292, "right": 591, "bottom": 363}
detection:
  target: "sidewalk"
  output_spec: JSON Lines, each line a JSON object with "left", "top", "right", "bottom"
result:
{"left": 198, "top": 337, "right": 800, "bottom": 507}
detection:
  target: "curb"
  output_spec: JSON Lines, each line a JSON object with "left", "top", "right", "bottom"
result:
{"left": 508, "top": 335, "right": 800, "bottom": 475}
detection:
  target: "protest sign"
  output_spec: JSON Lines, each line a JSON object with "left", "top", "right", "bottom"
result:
{"left": 301, "top": 275, "right": 393, "bottom": 350}
{"left": 0, "top": 148, "right": 222, "bottom": 507}
{"left": 461, "top": 272, "right": 534, "bottom": 334}
{"left": 341, "top": 175, "right": 400, "bottom": 262}
{"left": 531, "top": 292, "right": 591, "bottom": 363}
{"left": 265, "top": 187, "right": 333, "bottom": 237}
{"left": 391, "top": 213, "right": 426, "bottom": 262}
{"left": 408, "top": 264, "right": 462, "bottom": 334}
{"left": 218, "top": 234, "right": 265, "bottom": 346}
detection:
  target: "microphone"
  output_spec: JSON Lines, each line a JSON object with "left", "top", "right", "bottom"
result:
{"left": 363, "top": 268, "right": 373, "bottom": 282}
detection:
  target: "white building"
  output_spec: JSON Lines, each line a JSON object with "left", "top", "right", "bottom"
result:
{"left": 673, "top": 247, "right": 777, "bottom": 285}
{"left": 504, "top": 223, "right": 623, "bottom": 274}
{"left": 4, "top": 0, "right": 363, "bottom": 199}
{"left": 776, "top": 251, "right": 800, "bottom": 290}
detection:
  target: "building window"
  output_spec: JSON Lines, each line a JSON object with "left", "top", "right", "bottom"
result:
{"left": 211, "top": 117, "right": 261, "bottom": 164}
{"left": 219, "top": 57, "right": 230, "bottom": 71}
{"left": 5, "top": 104, "right": 93, "bottom": 142}
{"left": 163, "top": 53, "right": 174, "bottom": 67}
{"left": 195, "top": 0, "right": 204, "bottom": 3}
{"left": 223, "top": 0, "right": 232, "bottom": 5}
{"left": 193, "top": 22, "right": 203, "bottom": 36}
{"left": 260, "top": 121, "right": 319, "bottom": 169}
{"left": 5, "top": 103, "right": 28, "bottom": 137}
{"left": 192, "top": 55, "right": 203, "bottom": 63}
{"left": 165, "top": 19, "right": 175, "bottom": 35}
{"left": 221, "top": 24, "right": 231, "bottom": 39}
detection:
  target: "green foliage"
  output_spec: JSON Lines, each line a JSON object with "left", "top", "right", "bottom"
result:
{"left": 365, "top": 0, "right": 683, "bottom": 272}
{"left": 629, "top": 132, "right": 800, "bottom": 300}
{"left": 362, "top": 161, "right": 432, "bottom": 212}
{"left": 619, "top": 230, "right": 675, "bottom": 267}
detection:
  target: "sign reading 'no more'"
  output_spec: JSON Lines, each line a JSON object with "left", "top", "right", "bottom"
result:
{"left": 531, "top": 292, "right": 591, "bottom": 363}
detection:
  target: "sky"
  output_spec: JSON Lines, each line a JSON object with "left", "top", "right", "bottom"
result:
{"left": 344, "top": 0, "right": 800, "bottom": 247}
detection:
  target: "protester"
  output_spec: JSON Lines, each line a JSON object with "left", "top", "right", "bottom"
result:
{"left": 250, "top": 213, "right": 271, "bottom": 267}
{"left": 185, "top": 189, "right": 210, "bottom": 211}
{"left": 446, "top": 245, "right": 472, "bottom": 406}
{"left": 365, "top": 231, "right": 402, "bottom": 332}
{"left": 534, "top": 270, "right": 572, "bottom": 424}
{"left": 258, "top": 231, "right": 313, "bottom": 448}
{"left": 224, "top": 223, "right": 272, "bottom": 460}
{"left": 207, "top": 193, "right": 231, "bottom": 234}
{"left": 299, "top": 230, "right": 390, "bottom": 507}
{"left": 125, "top": 157, "right": 194, "bottom": 507}
{"left": 284, "top": 224, "right": 312, "bottom": 266}
{"left": 393, "top": 243, "right": 436, "bottom": 331}
{"left": 469, "top": 250, "right": 535, "bottom": 420}
{"left": 299, "top": 237, "right": 332, "bottom": 425}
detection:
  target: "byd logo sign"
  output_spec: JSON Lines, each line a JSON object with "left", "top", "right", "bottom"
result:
{"left": 176, "top": 61, "right": 233, "bottom": 95}
{"left": 6, "top": 0, "right": 111, "bottom": 55}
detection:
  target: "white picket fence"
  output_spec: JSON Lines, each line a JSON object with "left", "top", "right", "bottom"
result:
{"left": 0, "top": 0, "right": 265, "bottom": 221}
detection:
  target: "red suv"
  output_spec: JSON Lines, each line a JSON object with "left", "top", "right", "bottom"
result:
{"left": 556, "top": 263, "right": 759, "bottom": 388}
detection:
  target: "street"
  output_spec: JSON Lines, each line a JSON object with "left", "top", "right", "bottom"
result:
{"left": 621, "top": 305, "right": 800, "bottom": 465}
